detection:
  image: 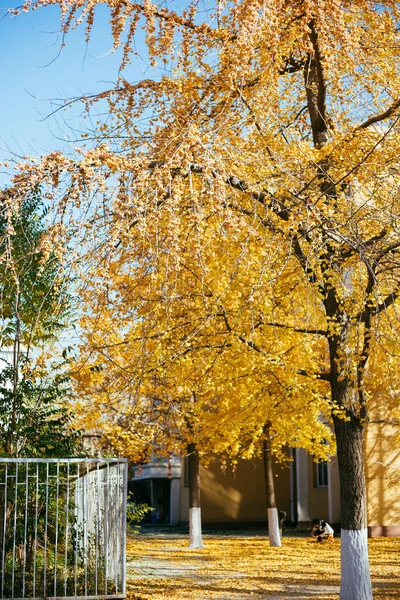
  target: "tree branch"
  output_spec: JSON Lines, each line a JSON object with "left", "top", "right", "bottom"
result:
{"left": 222, "top": 201, "right": 275, "bottom": 232}
{"left": 358, "top": 283, "right": 400, "bottom": 322}
{"left": 297, "top": 369, "right": 332, "bottom": 382}
{"left": 373, "top": 286, "right": 400, "bottom": 317}
{"left": 292, "top": 235, "right": 320, "bottom": 287}
{"left": 304, "top": 20, "right": 328, "bottom": 149}
{"left": 279, "top": 55, "right": 307, "bottom": 74}
{"left": 340, "top": 229, "right": 388, "bottom": 260}
{"left": 358, "top": 98, "right": 400, "bottom": 130}
{"left": 187, "top": 163, "right": 292, "bottom": 221}
{"left": 218, "top": 304, "right": 268, "bottom": 355}
{"left": 370, "top": 420, "right": 400, "bottom": 425}
{"left": 263, "top": 321, "right": 327, "bottom": 336}
{"left": 374, "top": 241, "right": 400, "bottom": 264}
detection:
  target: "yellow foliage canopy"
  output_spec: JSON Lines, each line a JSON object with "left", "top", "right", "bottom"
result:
{"left": 73, "top": 180, "right": 333, "bottom": 460}
{"left": 8, "top": 4, "right": 400, "bottom": 563}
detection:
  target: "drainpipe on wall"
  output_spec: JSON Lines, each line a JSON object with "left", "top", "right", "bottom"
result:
{"left": 295, "top": 448, "right": 311, "bottom": 526}
{"left": 327, "top": 459, "right": 333, "bottom": 524}
{"left": 289, "top": 447, "right": 297, "bottom": 524}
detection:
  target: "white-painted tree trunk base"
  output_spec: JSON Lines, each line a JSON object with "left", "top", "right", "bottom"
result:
{"left": 340, "top": 529, "right": 372, "bottom": 600}
{"left": 189, "top": 507, "right": 203, "bottom": 549}
{"left": 268, "top": 507, "right": 281, "bottom": 547}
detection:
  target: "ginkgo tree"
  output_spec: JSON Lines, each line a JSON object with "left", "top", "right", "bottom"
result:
{"left": 8, "top": 1, "right": 400, "bottom": 598}
{"left": 72, "top": 207, "right": 333, "bottom": 549}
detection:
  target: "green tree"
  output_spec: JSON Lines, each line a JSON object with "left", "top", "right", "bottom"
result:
{"left": 0, "top": 188, "right": 74, "bottom": 455}
{"left": 0, "top": 362, "right": 82, "bottom": 458}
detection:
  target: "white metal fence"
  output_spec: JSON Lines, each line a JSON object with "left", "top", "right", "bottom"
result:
{"left": 0, "top": 458, "right": 128, "bottom": 600}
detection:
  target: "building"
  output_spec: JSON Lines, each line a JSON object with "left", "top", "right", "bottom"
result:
{"left": 129, "top": 422, "right": 400, "bottom": 536}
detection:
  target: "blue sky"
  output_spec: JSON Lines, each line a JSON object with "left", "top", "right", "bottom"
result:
{"left": 0, "top": 3, "right": 147, "bottom": 182}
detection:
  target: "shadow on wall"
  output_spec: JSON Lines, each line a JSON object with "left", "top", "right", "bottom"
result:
{"left": 200, "top": 466, "right": 243, "bottom": 520}
{"left": 199, "top": 459, "right": 291, "bottom": 523}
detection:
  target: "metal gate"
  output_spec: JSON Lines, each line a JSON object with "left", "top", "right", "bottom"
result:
{"left": 0, "top": 458, "right": 128, "bottom": 600}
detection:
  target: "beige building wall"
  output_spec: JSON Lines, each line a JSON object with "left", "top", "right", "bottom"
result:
{"left": 177, "top": 429, "right": 400, "bottom": 534}
{"left": 365, "top": 422, "right": 400, "bottom": 536}
{"left": 297, "top": 451, "right": 340, "bottom": 527}
{"left": 308, "top": 467, "right": 329, "bottom": 522}
{"left": 179, "top": 456, "right": 291, "bottom": 524}
{"left": 295, "top": 449, "right": 310, "bottom": 525}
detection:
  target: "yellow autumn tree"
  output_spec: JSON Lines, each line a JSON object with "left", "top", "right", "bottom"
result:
{"left": 73, "top": 197, "right": 333, "bottom": 547}
{"left": 8, "top": 1, "right": 400, "bottom": 598}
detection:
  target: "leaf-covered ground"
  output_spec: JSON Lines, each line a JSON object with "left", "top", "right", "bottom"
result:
{"left": 126, "top": 532, "right": 400, "bottom": 600}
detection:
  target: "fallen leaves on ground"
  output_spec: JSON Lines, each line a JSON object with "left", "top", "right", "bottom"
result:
{"left": 126, "top": 533, "right": 400, "bottom": 600}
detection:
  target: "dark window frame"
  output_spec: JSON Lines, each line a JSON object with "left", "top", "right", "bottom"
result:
{"left": 184, "top": 456, "right": 189, "bottom": 487}
{"left": 316, "top": 461, "right": 328, "bottom": 488}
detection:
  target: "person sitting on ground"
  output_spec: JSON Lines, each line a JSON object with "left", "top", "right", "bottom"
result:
{"left": 311, "top": 518, "right": 323, "bottom": 541}
{"left": 311, "top": 518, "right": 334, "bottom": 542}
{"left": 319, "top": 520, "right": 334, "bottom": 542}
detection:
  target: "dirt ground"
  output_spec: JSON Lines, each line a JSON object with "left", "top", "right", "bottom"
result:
{"left": 125, "top": 530, "right": 400, "bottom": 600}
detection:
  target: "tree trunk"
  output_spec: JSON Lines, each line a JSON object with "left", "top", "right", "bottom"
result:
{"left": 187, "top": 442, "right": 203, "bottom": 549}
{"left": 333, "top": 414, "right": 372, "bottom": 600}
{"left": 263, "top": 422, "right": 281, "bottom": 547}
{"left": 326, "top": 309, "right": 373, "bottom": 599}
{"left": 303, "top": 19, "right": 374, "bottom": 598}
{"left": 8, "top": 303, "right": 21, "bottom": 456}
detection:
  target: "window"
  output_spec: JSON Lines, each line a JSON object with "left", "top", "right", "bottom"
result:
{"left": 316, "top": 461, "right": 328, "bottom": 488}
